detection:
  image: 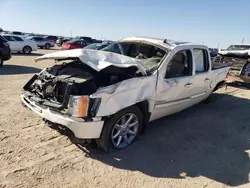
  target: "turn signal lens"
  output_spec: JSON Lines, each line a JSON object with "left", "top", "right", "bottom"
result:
{"left": 77, "top": 96, "right": 89, "bottom": 117}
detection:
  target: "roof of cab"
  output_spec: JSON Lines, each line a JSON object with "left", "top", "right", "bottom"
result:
{"left": 120, "top": 36, "right": 193, "bottom": 50}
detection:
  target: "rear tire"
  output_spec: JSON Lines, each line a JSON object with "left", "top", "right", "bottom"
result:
{"left": 96, "top": 106, "right": 143, "bottom": 152}
{"left": 45, "top": 43, "right": 51, "bottom": 49}
{"left": 23, "top": 46, "right": 32, "bottom": 54}
{"left": 0, "top": 56, "right": 3, "bottom": 67}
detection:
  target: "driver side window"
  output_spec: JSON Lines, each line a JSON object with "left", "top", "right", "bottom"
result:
{"left": 165, "top": 50, "right": 193, "bottom": 78}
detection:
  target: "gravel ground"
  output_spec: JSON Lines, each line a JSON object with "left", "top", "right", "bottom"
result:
{"left": 0, "top": 49, "right": 250, "bottom": 188}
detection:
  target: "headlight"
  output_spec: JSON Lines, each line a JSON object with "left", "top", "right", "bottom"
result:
{"left": 68, "top": 96, "right": 89, "bottom": 117}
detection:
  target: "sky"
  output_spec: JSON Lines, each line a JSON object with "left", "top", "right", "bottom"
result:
{"left": 0, "top": 0, "right": 249, "bottom": 48}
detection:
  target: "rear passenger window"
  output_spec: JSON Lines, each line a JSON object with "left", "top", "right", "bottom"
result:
{"left": 13, "top": 36, "right": 23, "bottom": 41}
{"left": 165, "top": 50, "right": 192, "bottom": 78}
{"left": 193, "top": 49, "right": 209, "bottom": 73}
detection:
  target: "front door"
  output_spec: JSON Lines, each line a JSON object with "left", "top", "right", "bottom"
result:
{"left": 150, "top": 49, "right": 194, "bottom": 121}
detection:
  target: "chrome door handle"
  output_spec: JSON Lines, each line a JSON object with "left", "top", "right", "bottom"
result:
{"left": 185, "top": 83, "right": 193, "bottom": 88}
{"left": 204, "top": 78, "right": 210, "bottom": 82}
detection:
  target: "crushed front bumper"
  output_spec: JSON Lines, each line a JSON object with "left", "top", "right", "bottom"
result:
{"left": 20, "top": 94, "right": 104, "bottom": 139}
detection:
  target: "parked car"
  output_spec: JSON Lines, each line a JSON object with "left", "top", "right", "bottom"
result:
{"left": 26, "top": 36, "right": 54, "bottom": 49}
{"left": 43, "top": 36, "right": 58, "bottom": 43}
{"left": 214, "top": 44, "right": 250, "bottom": 83}
{"left": 0, "top": 35, "right": 11, "bottom": 67}
{"left": 21, "top": 36, "right": 230, "bottom": 151}
{"left": 61, "top": 39, "right": 87, "bottom": 50}
{"left": 84, "top": 42, "right": 111, "bottom": 50}
{"left": 10, "top": 31, "right": 23, "bottom": 35}
{"left": 56, "top": 37, "right": 72, "bottom": 47}
{"left": 1, "top": 34, "right": 37, "bottom": 54}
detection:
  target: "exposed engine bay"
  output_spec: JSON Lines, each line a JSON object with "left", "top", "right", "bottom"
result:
{"left": 23, "top": 60, "right": 140, "bottom": 110}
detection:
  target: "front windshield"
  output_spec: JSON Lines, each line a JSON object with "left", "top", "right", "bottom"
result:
{"left": 227, "top": 45, "right": 250, "bottom": 51}
{"left": 101, "top": 42, "right": 167, "bottom": 74}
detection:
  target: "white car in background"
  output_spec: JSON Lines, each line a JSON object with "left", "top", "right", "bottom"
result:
{"left": 1, "top": 34, "right": 37, "bottom": 54}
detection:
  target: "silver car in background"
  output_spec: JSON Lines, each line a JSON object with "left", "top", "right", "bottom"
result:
{"left": 26, "top": 36, "right": 54, "bottom": 49}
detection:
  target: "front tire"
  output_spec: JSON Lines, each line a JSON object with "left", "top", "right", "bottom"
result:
{"left": 96, "top": 106, "right": 143, "bottom": 152}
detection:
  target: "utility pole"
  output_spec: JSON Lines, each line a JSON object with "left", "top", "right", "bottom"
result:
{"left": 241, "top": 38, "right": 244, "bottom": 44}
{"left": 217, "top": 42, "right": 220, "bottom": 49}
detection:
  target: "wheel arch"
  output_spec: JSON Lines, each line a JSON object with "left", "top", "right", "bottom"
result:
{"left": 135, "top": 100, "right": 151, "bottom": 132}
{"left": 100, "top": 100, "right": 151, "bottom": 132}
{"left": 213, "top": 80, "right": 226, "bottom": 92}
{"left": 23, "top": 45, "right": 32, "bottom": 49}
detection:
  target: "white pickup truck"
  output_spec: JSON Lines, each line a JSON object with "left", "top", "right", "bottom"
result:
{"left": 21, "top": 37, "right": 230, "bottom": 151}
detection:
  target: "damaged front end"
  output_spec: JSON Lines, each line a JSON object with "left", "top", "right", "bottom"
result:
{"left": 22, "top": 59, "right": 141, "bottom": 119}
{"left": 21, "top": 49, "right": 157, "bottom": 140}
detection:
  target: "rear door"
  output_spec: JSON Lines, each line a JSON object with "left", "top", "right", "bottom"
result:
{"left": 151, "top": 49, "right": 194, "bottom": 121}
{"left": 189, "top": 48, "right": 211, "bottom": 104}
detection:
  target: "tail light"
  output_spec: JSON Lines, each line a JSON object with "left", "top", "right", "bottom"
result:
{"left": 67, "top": 44, "right": 72, "bottom": 49}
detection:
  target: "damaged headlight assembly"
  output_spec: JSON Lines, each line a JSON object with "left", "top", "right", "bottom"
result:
{"left": 67, "top": 96, "right": 101, "bottom": 118}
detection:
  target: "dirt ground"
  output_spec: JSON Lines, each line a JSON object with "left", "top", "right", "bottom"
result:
{"left": 0, "top": 49, "right": 250, "bottom": 188}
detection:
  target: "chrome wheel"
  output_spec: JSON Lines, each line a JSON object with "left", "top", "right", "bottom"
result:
{"left": 111, "top": 113, "right": 139, "bottom": 149}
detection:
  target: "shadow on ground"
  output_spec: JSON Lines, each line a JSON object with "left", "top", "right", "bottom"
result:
{"left": 71, "top": 93, "right": 250, "bottom": 186}
{"left": 0, "top": 65, "right": 41, "bottom": 75}
{"left": 12, "top": 52, "right": 43, "bottom": 57}
{"left": 227, "top": 81, "right": 250, "bottom": 90}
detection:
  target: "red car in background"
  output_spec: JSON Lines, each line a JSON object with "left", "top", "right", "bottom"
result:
{"left": 61, "top": 39, "right": 87, "bottom": 50}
